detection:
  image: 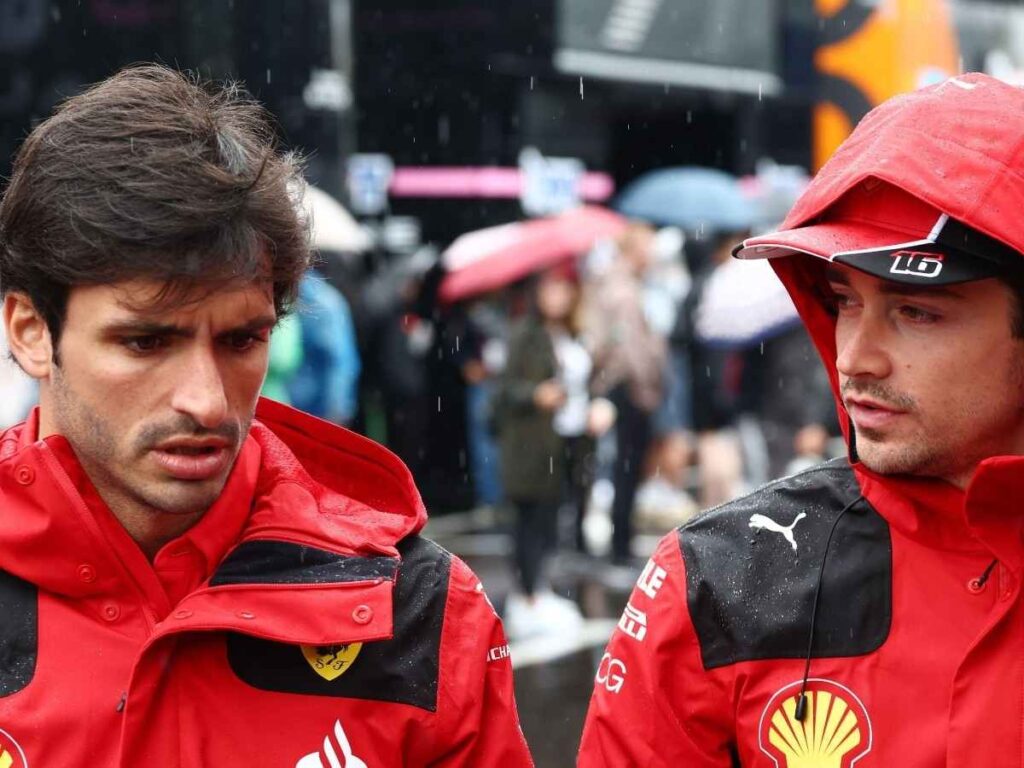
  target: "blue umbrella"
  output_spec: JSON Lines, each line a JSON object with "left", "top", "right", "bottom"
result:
{"left": 615, "top": 166, "right": 756, "bottom": 232}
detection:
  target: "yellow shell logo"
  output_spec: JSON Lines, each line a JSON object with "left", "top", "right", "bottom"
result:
{"left": 0, "top": 728, "right": 27, "bottom": 768}
{"left": 300, "top": 642, "right": 363, "bottom": 682}
{"left": 758, "top": 679, "right": 872, "bottom": 768}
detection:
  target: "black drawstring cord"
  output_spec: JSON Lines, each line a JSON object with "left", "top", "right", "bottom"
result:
{"left": 970, "top": 559, "right": 998, "bottom": 591}
{"left": 794, "top": 495, "right": 864, "bottom": 722}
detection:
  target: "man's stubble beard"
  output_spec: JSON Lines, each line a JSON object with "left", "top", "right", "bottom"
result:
{"left": 49, "top": 365, "right": 248, "bottom": 518}
{"left": 853, "top": 354, "right": 1024, "bottom": 481}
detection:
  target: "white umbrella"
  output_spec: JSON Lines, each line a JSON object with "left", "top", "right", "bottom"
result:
{"left": 694, "top": 258, "right": 800, "bottom": 348}
{"left": 302, "top": 184, "right": 372, "bottom": 255}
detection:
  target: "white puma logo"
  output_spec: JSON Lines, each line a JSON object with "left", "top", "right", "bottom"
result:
{"left": 748, "top": 512, "right": 807, "bottom": 552}
{"left": 296, "top": 719, "right": 368, "bottom": 768}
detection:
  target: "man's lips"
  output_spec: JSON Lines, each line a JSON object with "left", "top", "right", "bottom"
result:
{"left": 150, "top": 438, "right": 233, "bottom": 481}
{"left": 844, "top": 397, "right": 907, "bottom": 431}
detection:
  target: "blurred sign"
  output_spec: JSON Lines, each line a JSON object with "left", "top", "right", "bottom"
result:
{"left": 811, "top": 0, "right": 957, "bottom": 170}
{"left": 518, "top": 147, "right": 585, "bottom": 217}
{"left": 303, "top": 69, "right": 353, "bottom": 113}
{"left": 556, "top": 0, "right": 780, "bottom": 95}
{"left": 388, "top": 166, "right": 613, "bottom": 202}
{"left": 346, "top": 154, "right": 394, "bottom": 216}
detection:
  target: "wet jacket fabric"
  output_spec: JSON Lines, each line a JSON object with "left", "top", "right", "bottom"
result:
{"left": 578, "top": 234, "right": 1024, "bottom": 766}
{"left": 0, "top": 398, "right": 532, "bottom": 768}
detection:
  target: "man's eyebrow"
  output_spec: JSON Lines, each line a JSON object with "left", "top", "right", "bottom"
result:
{"left": 876, "top": 282, "right": 967, "bottom": 300}
{"left": 823, "top": 266, "right": 849, "bottom": 286}
{"left": 220, "top": 315, "right": 278, "bottom": 335}
{"left": 100, "top": 314, "right": 278, "bottom": 337}
{"left": 822, "top": 266, "right": 967, "bottom": 299}
{"left": 100, "top": 320, "right": 192, "bottom": 337}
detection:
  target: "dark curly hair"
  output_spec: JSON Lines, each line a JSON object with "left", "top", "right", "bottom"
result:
{"left": 0, "top": 63, "right": 310, "bottom": 349}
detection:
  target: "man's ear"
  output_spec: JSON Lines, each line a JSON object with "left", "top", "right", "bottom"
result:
{"left": 4, "top": 293, "right": 53, "bottom": 379}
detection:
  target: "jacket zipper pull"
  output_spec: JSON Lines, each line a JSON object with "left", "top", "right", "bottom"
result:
{"left": 116, "top": 691, "right": 127, "bottom": 713}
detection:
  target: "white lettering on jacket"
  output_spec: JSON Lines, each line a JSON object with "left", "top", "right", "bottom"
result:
{"left": 636, "top": 559, "right": 667, "bottom": 600}
{"left": 487, "top": 644, "right": 511, "bottom": 663}
{"left": 618, "top": 602, "right": 648, "bottom": 642}
{"left": 595, "top": 653, "right": 627, "bottom": 694}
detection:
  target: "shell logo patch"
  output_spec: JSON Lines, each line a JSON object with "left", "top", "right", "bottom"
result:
{"left": 300, "top": 642, "right": 363, "bottom": 682}
{"left": 758, "top": 679, "right": 872, "bottom": 768}
{"left": 0, "top": 728, "right": 28, "bottom": 768}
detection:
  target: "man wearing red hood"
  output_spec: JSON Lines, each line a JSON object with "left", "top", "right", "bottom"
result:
{"left": 579, "top": 73, "right": 1024, "bottom": 767}
{"left": 0, "top": 65, "right": 532, "bottom": 767}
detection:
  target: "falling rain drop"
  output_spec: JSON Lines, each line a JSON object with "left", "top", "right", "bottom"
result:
{"left": 579, "top": 77, "right": 584, "bottom": 100}
{"left": 266, "top": 69, "right": 271, "bottom": 84}
{"left": 530, "top": 76, "right": 535, "bottom": 90}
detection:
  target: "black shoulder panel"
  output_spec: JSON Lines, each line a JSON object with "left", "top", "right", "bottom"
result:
{"left": 211, "top": 540, "right": 398, "bottom": 586}
{"left": 679, "top": 459, "right": 891, "bottom": 670}
{"left": 227, "top": 535, "right": 450, "bottom": 711}
{"left": 0, "top": 570, "right": 36, "bottom": 696}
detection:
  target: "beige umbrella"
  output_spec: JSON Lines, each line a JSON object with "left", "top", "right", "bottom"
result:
{"left": 302, "top": 184, "right": 372, "bottom": 255}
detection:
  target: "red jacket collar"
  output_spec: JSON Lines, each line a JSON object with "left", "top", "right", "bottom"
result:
{"left": 0, "top": 399, "right": 426, "bottom": 600}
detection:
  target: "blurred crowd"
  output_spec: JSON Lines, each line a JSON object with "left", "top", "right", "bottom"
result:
{"left": 0, "top": 165, "right": 842, "bottom": 640}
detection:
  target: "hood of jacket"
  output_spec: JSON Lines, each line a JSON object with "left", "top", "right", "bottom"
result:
{"left": 0, "top": 397, "right": 427, "bottom": 599}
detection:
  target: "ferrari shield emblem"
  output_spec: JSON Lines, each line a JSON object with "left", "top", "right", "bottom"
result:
{"left": 300, "top": 642, "right": 363, "bottom": 682}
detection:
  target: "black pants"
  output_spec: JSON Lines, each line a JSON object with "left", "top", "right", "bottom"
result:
{"left": 563, "top": 435, "right": 595, "bottom": 552}
{"left": 512, "top": 499, "right": 557, "bottom": 596}
{"left": 610, "top": 386, "right": 652, "bottom": 562}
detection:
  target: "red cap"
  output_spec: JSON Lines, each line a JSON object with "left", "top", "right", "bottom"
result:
{"left": 734, "top": 73, "right": 1024, "bottom": 281}
{"left": 735, "top": 180, "right": 1019, "bottom": 285}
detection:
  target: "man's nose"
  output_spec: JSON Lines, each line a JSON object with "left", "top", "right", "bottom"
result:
{"left": 835, "top": 313, "right": 892, "bottom": 381}
{"left": 169, "top": 347, "right": 228, "bottom": 428}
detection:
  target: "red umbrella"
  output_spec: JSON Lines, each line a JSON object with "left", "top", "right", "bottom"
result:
{"left": 438, "top": 206, "right": 626, "bottom": 304}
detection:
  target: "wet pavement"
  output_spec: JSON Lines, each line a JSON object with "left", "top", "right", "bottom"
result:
{"left": 427, "top": 509, "right": 662, "bottom": 767}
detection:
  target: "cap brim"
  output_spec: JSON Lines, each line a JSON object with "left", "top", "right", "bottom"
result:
{"left": 734, "top": 220, "right": 1004, "bottom": 286}
{"left": 733, "top": 219, "right": 931, "bottom": 262}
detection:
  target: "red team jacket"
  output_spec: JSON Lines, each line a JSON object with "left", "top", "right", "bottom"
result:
{"left": 579, "top": 188, "right": 1024, "bottom": 764}
{"left": 0, "top": 398, "right": 532, "bottom": 767}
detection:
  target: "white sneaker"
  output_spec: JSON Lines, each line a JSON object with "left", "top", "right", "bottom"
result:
{"left": 504, "top": 593, "right": 548, "bottom": 640}
{"left": 533, "top": 591, "right": 584, "bottom": 633}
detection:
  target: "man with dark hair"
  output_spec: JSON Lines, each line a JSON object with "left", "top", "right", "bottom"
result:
{"left": 579, "top": 73, "right": 1024, "bottom": 767}
{"left": 0, "top": 65, "right": 531, "bottom": 767}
